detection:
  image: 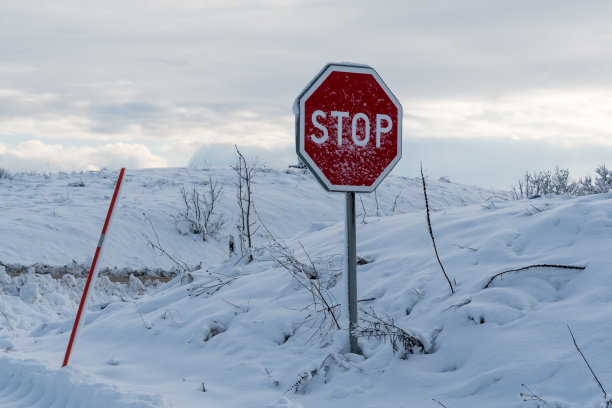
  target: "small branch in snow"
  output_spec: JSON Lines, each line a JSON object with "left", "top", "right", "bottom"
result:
{"left": 1, "top": 295, "right": 14, "bottom": 332}
{"left": 142, "top": 212, "right": 192, "bottom": 274}
{"left": 432, "top": 398, "right": 449, "bottom": 407}
{"left": 568, "top": 325, "right": 612, "bottom": 406}
{"left": 483, "top": 264, "right": 586, "bottom": 289}
{"left": 255, "top": 207, "right": 341, "bottom": 337}
{"left": 374, "top": 188, "right": 380, "bottom": 217}
{"left": 358, "top": 194, "right": 368, "bottom": 224}
{"left": 524, "top": 204, "right": 545, "bottom": 216}
{"left": 287, "top": 352, "right": 361, "bottom": 394}
{"left": 188, "top": 276, "right": 236, "bottom": 297}
{"left": 161, "top": 309, "right": 183, "bottom": 324}
{"left": 454, "top": 243, "right": 478, "bottom": 252}
{"left": 413, "top": 288, "right": 424, "bottom": 299}
{"left": 355, "top": 307, "right": 426, "bottom": 359}
{"left": 520, "top": 384, "right": 544, "bottom": 403}
{"left": 391, "top": 188, "right": 403, "bottom": 215}
{"left": 442, "top": 299, "right": 471, "bottom": 312}
{"left": 133, "top": 301, "right": 153, "bottom": 330}
{"left": 264, "top": 367, "right": 280, "bottom": 387}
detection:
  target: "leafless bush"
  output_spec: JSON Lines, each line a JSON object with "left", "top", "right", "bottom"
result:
{"left": 258, "top": 211, "right": 341, "bottom": 340}
{"left": 231, "top": 146, "right": 258, "bottom": 262}
{"left": 0, "top": 168, "right": 11, "bottom": 179}
{"left": 511, "top": 165, "right": 612, "bottom": 199}
{"left": 354, "top": 307, "right": 426, "bottom": 359}
{"left": 176, "top": 174, "right": 225, "bottom": 241}
{"left": 594, "top": 165, "right": 612, "bottom": 194}
{"left": 273, "top": 239, "right": 340, "bottom": 338}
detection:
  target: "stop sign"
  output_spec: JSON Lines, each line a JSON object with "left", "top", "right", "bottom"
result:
{"left": 295, "top": 63, "right": 402, "bottom": 192}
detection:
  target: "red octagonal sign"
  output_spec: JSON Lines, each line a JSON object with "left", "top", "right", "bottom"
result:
{"left": 295, "top": 63, "right": 402, "bottom": 192}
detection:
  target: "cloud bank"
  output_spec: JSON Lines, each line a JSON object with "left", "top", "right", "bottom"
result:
{"left": 0, "top": 140, "right": 167, "bottom": 173}
{"left": 1, "top": 0, "right": 611, "bottom": 186}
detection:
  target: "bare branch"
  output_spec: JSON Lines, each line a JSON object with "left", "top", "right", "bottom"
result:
{"left": 374, "top": 188, "right": 380, "bottom": 217}
{"left": 432, "top": 399, "right": 449, "bottom": 408}
{"left": 255, "top": 207, "right": 341, "bottom": 335}
{"left": 520, "top": 384, "right": 544, "bottom": 403}
{"left": 484, "top": 264, "right": 585, "bottom": 289}
{"left": 391, "top": 188, "right": 402, "bottom": 215}
{"left": 421, "top": 163, "right": 454, "bottom": 294}
{"left": 142, "top": 212, "right": 191, "bottom": 273}
{"left": 568, "top": 325, "right": 611, "bottom": 405}
{"left": 358, "top": 194, "right": 367, "bottom": 224}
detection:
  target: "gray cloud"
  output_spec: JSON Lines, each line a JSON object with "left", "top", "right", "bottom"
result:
{"left": 1, "top": 0, "right": 611, "bottom": 185}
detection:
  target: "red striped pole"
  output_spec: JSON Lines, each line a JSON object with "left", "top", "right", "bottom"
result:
{"left": 62, "top": 168, "right": 125, "bottom": 367}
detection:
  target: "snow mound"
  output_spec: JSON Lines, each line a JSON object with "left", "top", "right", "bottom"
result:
{"left": 0, "top": 357, "right": 168, "bottom": 408}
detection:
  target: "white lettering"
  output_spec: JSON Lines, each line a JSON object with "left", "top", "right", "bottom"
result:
{"left": 331, "top": 111, "right": 349, "bottom": 145}
{"left": 309, "top": 110, "right": 392, "bottom": 147}
{"left": 375, "top": 114, "right": 392, "bottom": 148}
{"left": 310, "top": 110, "right": 328, "bottom": 144}
{"left": 351, "top": 113, "right": 370, "bottom": 147}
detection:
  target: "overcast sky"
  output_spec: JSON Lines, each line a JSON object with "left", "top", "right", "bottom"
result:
{"left": 1, "top": 0, "right": 611, "bottom": 188}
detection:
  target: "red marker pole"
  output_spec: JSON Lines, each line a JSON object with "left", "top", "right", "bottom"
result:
{"left": 62, "top": 168, "right": 125, "bottom": 367}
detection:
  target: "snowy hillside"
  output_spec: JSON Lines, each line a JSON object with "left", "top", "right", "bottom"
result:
{"left": 0, "top": 167, "right": 497, "bottom": 271}
{"left": 2, "top": 167, "right": 612, "bottom": 408}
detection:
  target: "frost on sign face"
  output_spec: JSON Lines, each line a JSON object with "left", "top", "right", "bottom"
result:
{"left": 298, "top": 65, "right": 402, "bottom": 192}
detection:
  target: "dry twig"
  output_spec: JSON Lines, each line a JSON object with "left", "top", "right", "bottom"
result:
{"left": 355, "top": 307, "right": 426, "bottom": 359}
{"left": 568, "top": 325, "right": 612, "bottom": 406}
{"left": 255, "top": 207, "right": 341, "bottom": 337}
{"left": 483, "top": 264, "right": 585, "bottom": 289}
{"left": 142, "top": 212, "right": 191, "bottom": 274}
{"left": 421, "top": 163, "right": 454, "bottom": 294}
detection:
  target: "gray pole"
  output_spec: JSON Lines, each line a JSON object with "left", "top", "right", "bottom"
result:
{"left": 345, "top": 192, "right": 360, "bottom": 354}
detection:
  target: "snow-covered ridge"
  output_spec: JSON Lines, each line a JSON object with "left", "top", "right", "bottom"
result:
{"left": 0, "top": 166, "right": 505, "bottom": 271}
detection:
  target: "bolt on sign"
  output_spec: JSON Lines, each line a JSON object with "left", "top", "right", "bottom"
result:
{"left": 295, "top": 63, "right": 403, "bottom": 354}
{"left": 295, "top": 63, "right": 402, "bottom": 192}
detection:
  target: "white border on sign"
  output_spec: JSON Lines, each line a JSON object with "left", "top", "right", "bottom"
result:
{"left": 296, "top": 63, "right": 402, "bottom": 193}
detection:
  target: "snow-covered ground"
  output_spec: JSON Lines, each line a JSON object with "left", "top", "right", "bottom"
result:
{"left": 2, "top": 166, "right": 611, "bottom": 407}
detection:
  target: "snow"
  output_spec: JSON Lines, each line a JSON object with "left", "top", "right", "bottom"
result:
{"left": 1, "top": 166, "right": 611, "bottom": 407}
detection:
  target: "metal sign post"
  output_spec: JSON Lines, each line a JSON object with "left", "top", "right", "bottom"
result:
{"left": 345, "top": 192, "right": 359, "bottom": 353}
